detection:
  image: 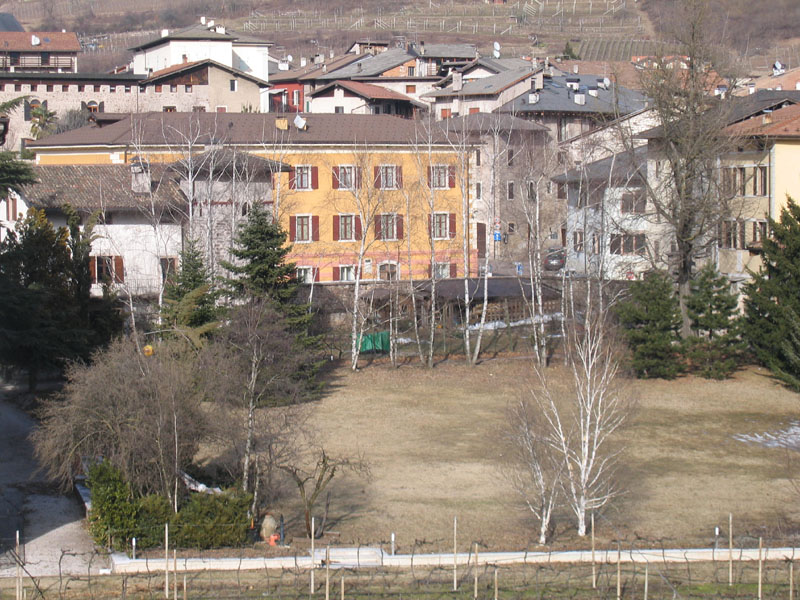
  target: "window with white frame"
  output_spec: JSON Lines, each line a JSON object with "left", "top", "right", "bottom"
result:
{"left": 430, "top": 165, "right": 449, "bottom": 189}
{"left": 296, "top": 267, "right": 314, "bottom": 283}
{"left": 339, "top": 265, "right": 356, "bottom": 281}
{"left": 230, "top": 79, "right": 238, "bottom": 92}
{"left": 294, "top": 165, "right": 312, "bottom": 190}
{"left": 378, "top": 165, "right": 398, "bottom": 189}
{"left": 292, "top": 90, "right": 300, "bottom": 105}
{"left": 337, "top": 165, "right": 356, "bottom": 190}
{"left": 295, "top": 215, "right": 311, "bottom": 242}
{"left": 339, "top": 214, "right": 355, "bottom": 241}
{"left": 377, "top": 213, "right": 397, "bottom": 240}
{"left": 433, "top": 262, "right": 451, "bottom": 279}
{"left": 610, "top": 233, "right": 647, "bottom": 256}
{"left": 432, "top": 212, "right": 450, "bottom": 239}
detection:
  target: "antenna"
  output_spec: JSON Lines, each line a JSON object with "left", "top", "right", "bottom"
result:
{"left": 293, "top": 114, "right": 307, "bottom": 130}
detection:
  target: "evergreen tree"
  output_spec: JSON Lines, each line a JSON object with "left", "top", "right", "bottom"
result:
{"left": 0, "top": 209, "right": 81, "bottom": 389}
{"left": 742, "top": 198, "right": 800, "bottom": 389}
{"left": 616, "top": 270, "right": 683, "bottom": 379}
{"left": 0, "top": 151, "right": 36, "bottom": 196}
{"left": 221, "top": 204, "right": 298, "bottom": 304}
{"left": 164, "top": 238, "right": 220, "bottom": 334}
{"left": 685, "top": 264, "right": 741, "bottom": 379}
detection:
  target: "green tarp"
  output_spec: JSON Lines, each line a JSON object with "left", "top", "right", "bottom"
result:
{"left": 359, "top": 331, "right": 390, "bottom": 353}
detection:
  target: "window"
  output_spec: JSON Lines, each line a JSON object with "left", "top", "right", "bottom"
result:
{"left": 293, "top": 165, "right": 314, "bottom": 190}
{"left": 91, "top": 255, "right": 124, "bottom": 284}
{"left": 170, "top": 84, "right": 177, "bottom": 93}
{"left": 469, "top": 107, "right": 480, "bottom": 115}
{"left": 10, "top": 52, "right": 19, "bottom": 66}
{"left": 295, "top": 215, "right": 311, "bottom": 242}
{"left": 6, "top": 194, "right": 17, "bottom": 220}
{"left": 335, "top": 106, "right": 344, "bottom": 114}
{"left": 109, "top": 85, "right": 116, "bottom": 93}
{"left": 62, "top": 84, "right": 70, "bottom": 93}
{"left": 376, "top": 213, "right": 399, "bottom": 241}
{"left": 557, "top": 183, "right": 566, "bottom": 199}
{"left": 557, "top": 117, "right": 568, "bottom": 142}
{"left": 296, "top": 267, "right": 315, "bottom": 283}
{"left": 475, "top": 182, "right": 481, "bottom": 199}
{"left": 573, "top": 230, "right": 584, "bottom": 253}
{"left": 508, "top": 222, "right": 516, "bottom": 234}
{"left": 86, "top": 101, "right": 99, "bottom": 113}
{"left": 125, "top": 85, "right": 131, "bottom": 93}
{"left": 379, "top": 262, "right": 398, "bottom": 280}
{"left": 333, "top": 165, "right": 357, "bottom": 190}
{"left": 192, "top": 106, "right": 206, "bottom": 112}
{"left": 406, "top": 84, "right": 416, "bottom": 94}
{"left": 155, "top": 84, "right": 162, "bottom": 93}
{"left": 139, "top": 86, "right": 146, "bottom": 93}
{"left": 92, "top": 85, "right": 99, "bottom": 92}
{"left": 337, "top": 214, "right": 355, "bottom": 241}
{"left": 720, "top": 220, "right": 747, "bottom": 249}
{"left": 41, "top": 52, "right": 50, "bottom": 65}
{"left": 429, "top": 165, "right": 452, "bottom": 189}
{"left": 46, "top": 84, "right": 53, "bottom": 92}
{"left": 14, "top": 84, "right": 21, "bottom": 92}
{"left": 160, "top": 257, "right": 178, "bottom": 284}
{"left": 508, "top": 147, "right": 515, "bottom": 166}
{"left": 475, "top": 149, "right": 481, "bottom": 166}
{"left": 440, "top": 108, "right": 452, "bottom": 119}
{"left": 759, "top": 166, "right": 768, "bottom": 196}
{"left": 339, "top": 265, "right": 356, "bottom": 281}
{"left": 753, "top": 220, "right": 768, "bottom": 243}
{"left": 407, "top": 66, "right": 415, "bottom": 77}
{"left": 737, "top": 166, "right": 747, "bottom": 196}
{"left": 432, "top": 212, "right": 450, "bottom": 239}
{"left": 621, "top": 190, "right": 646, "bottom": 214}
{"left": 433, "top": 262, "right": 451, "bottom": 279}
{"left": 376, "top": 165, "right": 400, "bottom": 190}
{"left": 507, "top": 181, "right": 515, "bottom": 200}
{"left": 528, "top": 181, "right": 536, "bottom": 202}
{"left": 230, "top": 79, "right": 238, "bottom": 92}
{"left": 610, "top": 233, "right": 647, "bottom": 256}
{"left": 216, "top": 106, "right": 227, "bottom": 113}
{"left": 163, "top": 106, "right": 176, "bottom": 112}
{"left": 292, "top": 90, "right": 300, "bottom": 105}
{"left": 185, "top": 84, "right": 192, "bottom": 93}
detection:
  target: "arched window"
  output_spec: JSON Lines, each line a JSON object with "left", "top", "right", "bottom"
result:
{"left": 86, "top": 101, "right": 98, "bottom": 113}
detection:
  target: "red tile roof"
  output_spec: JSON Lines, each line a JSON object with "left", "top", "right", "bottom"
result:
{"left": 0, "top": 32, "right": 80, "bottom": 53}
{"left": 310, "top": 80, "right": 416, "bottom": 102}
{"left": 724, "top": 102, "right": 800, "bottom": 137}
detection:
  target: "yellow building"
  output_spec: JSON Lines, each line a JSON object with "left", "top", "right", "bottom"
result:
{"left": 27, "top": 112, "right": 475, "bottom": 283}
{"left": 719, "top": 101, "right": 800, "bottom": 286}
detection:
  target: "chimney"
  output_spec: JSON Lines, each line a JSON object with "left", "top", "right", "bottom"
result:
{"left": 528, "top": 92, "right": 539, "bottom": 105}
{"left": 776, "top": 84, "right": 783, "bottom": 91}
{"left": 533, "top": 71, "right": 544, "bottom": 90}
{"left": 453, "top": 72, "right": 463, "bottom": 92}
{"left": 358, "top": 62, "right": 363, "bottom": 72}
{"left": 200, "top": 16, "right": 206, "bottom": 24}
{"left": 130, "top": 159, "right": 150, "bottom": 195}
{"left": 207, "top": 19, "right": 215, "bottom": 28}
{"left": 420, "top": 40, "right": 425, "bottom": 56}
{"left": 796, "top": 81, "right": 800, "bottom": 91}
{"left": 749, "top": 83, "right": 756, "bottom": 95}
{"left": 322, "top": 64, "right": 327, "bottom": 74}
{"left": 588, "top": 86, "right": 598, "bottom": 97}
{"left": 161, "top": 29, "right": 169, "bottom": 38}
{"left": 574, "top": 92, "right": 586, "bottom": 105}
{"left": 573, "top": 64, "right": 579, "bottom": 74}
{"left": 330, "top": 49, "right": 334, "bottom": 59}
{"left": 300, "top": 57, "right": 307, "bottom": 67}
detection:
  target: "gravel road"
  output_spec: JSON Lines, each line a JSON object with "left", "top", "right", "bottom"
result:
{"left": 0, "top": 387, "right": 105, "bottom": 577}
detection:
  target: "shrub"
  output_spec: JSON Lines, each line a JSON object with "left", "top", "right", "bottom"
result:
{"left": 87, "top": 461, "right": 138, "bottom": 551}
{"left": 172, "top": 490, "right": 252, "bottom": 549}
{"left": 134, "top": 494, "right": 173, "bottom": 549}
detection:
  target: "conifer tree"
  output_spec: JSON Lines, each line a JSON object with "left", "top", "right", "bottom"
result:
{"left": 742, "top": 199, "right": 800, "bottom": 389}
{"left": 164, "top": 238, "right": 219, "bottom": 332}
{"left": 616, "top": 270, "right": 683, "bottom": 379}
{"left": 685, "top": 264, "right": 741, "bottom": 379}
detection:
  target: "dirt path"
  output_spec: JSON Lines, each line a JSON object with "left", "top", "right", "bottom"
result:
{"left": 0, "top": 388, "right": 104, "bottom": 577}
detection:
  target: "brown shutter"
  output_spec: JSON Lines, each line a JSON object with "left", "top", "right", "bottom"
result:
{"left": 427, "top": 166, "right": 432, "bottom": 188}
{"left": 98, "top": 101, "right": 105, "bottom": 113}
{"left": 396, "top": 214, "right": 404, "bottom": 240}
{"left": 450, "top": 263, "right": 457, "bottom": 278}
{"left": 312, "top": 215, "right": 319, "bottom": 241}
{"left": 89, "top": 256, "right": 97, "bottom": 283}
{"left": 355, "top": 167, "right": 362, "bottom": 189}
{"left": 374, "top": 215, "right": 382, "bottom": 239}
{"left": 332, "top": 266, "right": 340, "bottom": 281}
{"left": 113, "top": 256, "right": 124, "bottom": 283}
{"left": 314, "top": 268, "right": 320, "bottom": 282}
{"left": 332, "top": 166, "right": 339, "bottom": 189}
{"left": 476, "top": 223, "right": 486, "bottom": 258}
{"left": 23, "top": 100, "right": 30, "bottom": 121}
{"left": 289, "top": 216, "right": 296, "bottom": 241}
{"left": 289, "top": 169, "right": 296, "bottom": 190}
{"left": 428, "top": 214, "right": 433, "bottom": 238}
{"left": 374, "top": 166, "right": 380, "bottom": 188}
{"left": 448, "top": 166, "right": 456, "bottom": 188}
{"left": 396, "top": 166, "right": 402, "bottom": 188}
{"left": 355, "top": 216, "right": 362, "bottom": 240}
{"left": 449, "top": 213, "right": 456, "bottom": 239}
{"left": 332, "top": 215, "right": 340, "bottom": 241}
{"left": 311, "top": 166, "right": 319, "bottom": 190}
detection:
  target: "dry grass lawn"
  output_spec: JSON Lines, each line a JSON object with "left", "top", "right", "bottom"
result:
{"left": 275, "top": 359, "right": 800, "bottom": 553}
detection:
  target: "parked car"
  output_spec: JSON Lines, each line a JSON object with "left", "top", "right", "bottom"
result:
{"left": 543, "top": 247, "right": 566, "bottom": 271}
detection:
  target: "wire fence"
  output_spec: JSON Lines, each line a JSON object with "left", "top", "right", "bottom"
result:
{"left": 8, "top": 527, "right": 800, "bottom": 599}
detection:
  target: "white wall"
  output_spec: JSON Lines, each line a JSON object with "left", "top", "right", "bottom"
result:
{"left": 133, "top": 40, "right": 234, "bottom": 75}
{"left": 233, "top": 45, "right": 270, "bottom": 82}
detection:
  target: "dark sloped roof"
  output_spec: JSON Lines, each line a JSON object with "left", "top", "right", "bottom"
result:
{"left": 0, "top": 14, "right": 24, "bottom": 32}
{"left": 445, "top": 112, "right": 549, "bottom": 133}
{"left": 308, "top": 80, "right": 427, "bottom": 107}
{"left": 551, "top": 146, "right": 647, "bottom": 185}
{"left": 141, "top": 59, "right": 268, "bottom": 86}
{"left": 424, "top": 68, "right": 534, "bottom": 99}
{"left": 498, "top": 73, "right": 648, "bottom": 116}
{"left": 418, "top": 277, "right": 560, "bottom": 301}
{"left": 24, "top": 164, "right": 184, "bottom": 211}
{"left": 29, "top": 112, "right": 455, "bottom": 148}
{"left": 129, "top": 24, "right": 252, "bottom": 51}
{"left": 418, "top": 43, "right": 477, "bottom": 60}
{"left": 170, "top": 148, "right": 291, "bottom": 178}
{"left": 315, "top": 48, "right": 413, "bottom": 80}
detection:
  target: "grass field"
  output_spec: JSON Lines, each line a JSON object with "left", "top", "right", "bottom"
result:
{"left": 273, "top": 359, "right": 800, "bottom": 553}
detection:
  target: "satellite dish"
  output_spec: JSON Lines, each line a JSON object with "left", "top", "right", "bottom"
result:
{"left": 493, "top": 50, "right": 500, "bottom": 59}
{"left": 31, "top": 34, "right": 40, "bottom": 46}
{"left": 775, "top": 61, "right": 783, "bottom": 70}
{"left": 493, "top": 41, "right": 501, "bottom": 51}
{"left": 603, "top": 77, "right": 611, "bottom": 89}
{"left": 287, "top": 54, "right": 293, "bottom": 63}
{"left": 293, "top": 114, "right": 307, "bottom": 130}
